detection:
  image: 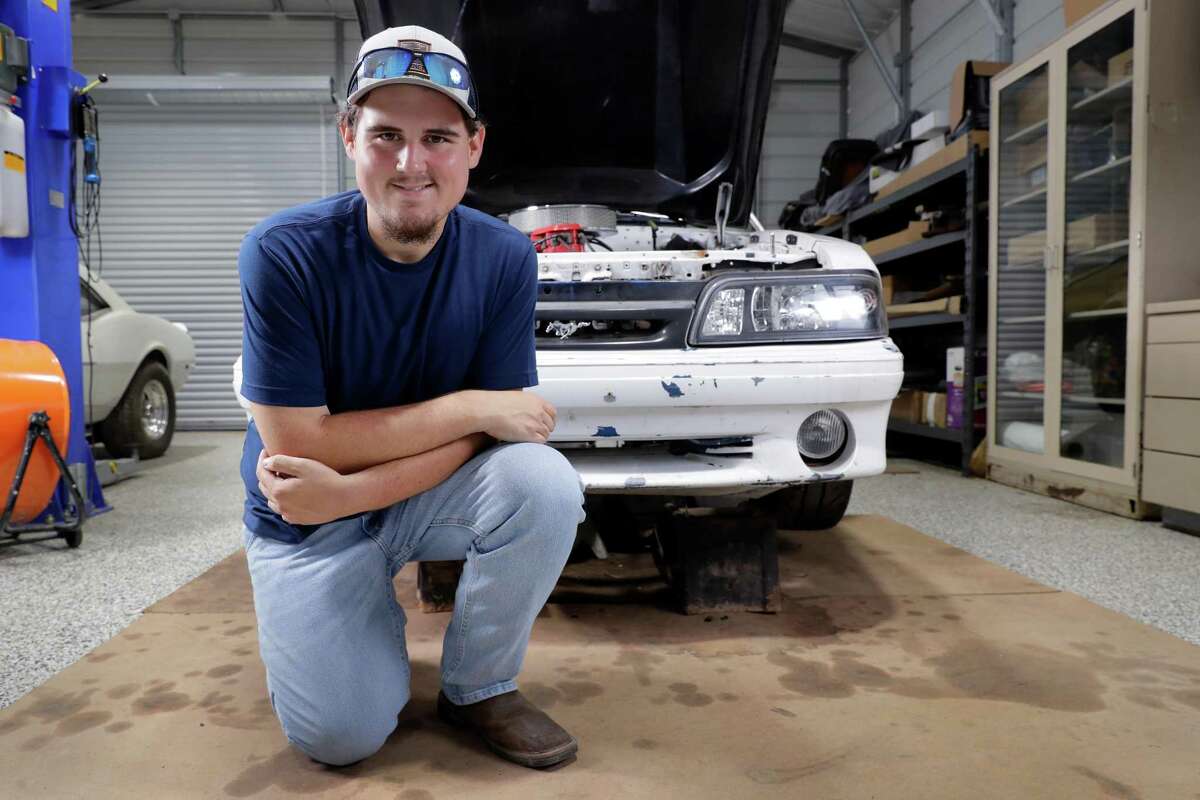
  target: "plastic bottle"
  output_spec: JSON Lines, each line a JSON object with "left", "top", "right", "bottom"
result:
{"left": 0, "top": 105, "right": 29, "bottom": 238}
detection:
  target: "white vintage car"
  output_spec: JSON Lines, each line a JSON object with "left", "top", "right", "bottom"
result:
{"left": 519, "top": 206, "right": 902, "bottom": 530}
{"left": 80, "top": 269, "right": 195, "bottom": 459}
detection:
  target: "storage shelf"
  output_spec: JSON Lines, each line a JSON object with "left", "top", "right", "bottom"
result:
{"left": 1066, "top": 307, "right": 1126, "bottom": 319}
{"left": 999, "top": 391, "right": 1125, "bottom": 407}
{"left": 857, "top": 143, "right": 984, "bottom": 476}
{"left": 1003, "top": 119, "right": 1048, "bottom": 145}
{"left": 1071, "top": 77, "right": 1133, "bottom": 116}
{"left": 1064, "top": 394, "right": 1126, "bottom": 405}
{"left": 1001, "top": 187, "right": 1048, "bottom": 208}
{"left": 1067, "top": 239, "right": 1128, "bottom": 262}
{"left": 847, "top": 159, "right": 968, "bottom": 224}
{"left": 1004, "top": 308, "right": 1128, "bottom": 325}
{"left": 887, "top": 420, "right": 964, "bottom": 442}
{"left": 888, "top": 312, "right": 966, "bottom": 331}
{"left": 871, "top": 231, "right": 967, "bottom": 265}
{"left": 1070, "top": 156, "right": 1131, "bottom": 183}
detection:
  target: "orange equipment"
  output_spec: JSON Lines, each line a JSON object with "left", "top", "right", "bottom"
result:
{"left": 1, "top": 338, "right": 72, "bottom": 524}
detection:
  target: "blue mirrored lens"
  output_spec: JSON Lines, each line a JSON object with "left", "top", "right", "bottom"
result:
{"left": 361, "top": 49, "right": 413, "bottom": 79}
{"left": 422, "top": 53, "right": 470, "bottom": 91}
{"left": 351, "top": 48, "right": 476, "bottom": 114}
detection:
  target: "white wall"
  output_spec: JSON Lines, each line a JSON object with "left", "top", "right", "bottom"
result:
{"left": 757, "top": 47, "right": 842, "bottom": 226}
{"left": 74, "top": 12, "right": 362, "bottom": 191}
{"left": 848, "top": 0, "right": 1066, "bottom": 140}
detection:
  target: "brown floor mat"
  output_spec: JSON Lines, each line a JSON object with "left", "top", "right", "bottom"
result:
{"left": 2, "top": 514, "right": 1198, "bottom": 799}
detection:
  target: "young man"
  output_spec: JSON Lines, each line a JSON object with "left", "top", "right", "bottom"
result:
{"left": 237, "top": 25, "right": 584, "bottom": 769}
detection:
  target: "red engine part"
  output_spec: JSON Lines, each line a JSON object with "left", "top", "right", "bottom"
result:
{"left": 531, "top": 223, "right": 586, "bottom": 253}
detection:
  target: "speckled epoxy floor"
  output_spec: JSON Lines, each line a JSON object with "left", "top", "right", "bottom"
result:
{"left": 2, "top": 430, "right": 1199, "bottom": 715}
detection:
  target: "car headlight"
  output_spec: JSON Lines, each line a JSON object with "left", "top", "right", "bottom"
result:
{"left": 689, "top": 271, "right": 886, "bottom": 345}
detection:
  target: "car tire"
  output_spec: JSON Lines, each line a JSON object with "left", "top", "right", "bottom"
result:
{"left": 98, "top": 361, "right": 176, "bottom": 460}
{"left": 767, "top": 481, "right": 853, "bottom": 530}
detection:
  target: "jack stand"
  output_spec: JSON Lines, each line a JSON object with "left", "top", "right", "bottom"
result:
{"left": 652, "top": 505, "right": 781, "bottom": 615}
{"left": 1, "top": 411, "right": 87, "bottom": 549}
{"left": 417, "top": 560, "right": 464, "bottom": 613}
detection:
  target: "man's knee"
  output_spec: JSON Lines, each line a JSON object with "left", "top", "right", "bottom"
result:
{"left": 489, "top": 443, "right": 585, "bottom": 519}
{"left": 276, "top": 686, "right": 408, "bottom": 767}
{"left": 285, "top": 712, "right": 395, "bottom": 767}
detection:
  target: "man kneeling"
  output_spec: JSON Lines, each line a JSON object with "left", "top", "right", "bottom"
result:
{"left": 237, "top": 25, "right": 584, "bottom": 769}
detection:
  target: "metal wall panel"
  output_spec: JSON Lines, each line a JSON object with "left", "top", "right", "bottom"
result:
{"left": 94, "top": 104, "right": 338, "bottom": 429}
{"left": 758, "top": 47, "right": 842, "bottom": 225}
{"left": 848, "top": 13, "right": 901, "bottom": 139}
{"left": 848, "top": 0, "right": 1065, "bottom": 139}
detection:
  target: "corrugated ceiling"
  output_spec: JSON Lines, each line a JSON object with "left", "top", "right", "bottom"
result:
{"left": 783, "top": 0, "right": 903, "bottom": 57}
{"left": 74, "top": 0, "right": 901, "bottom": 61}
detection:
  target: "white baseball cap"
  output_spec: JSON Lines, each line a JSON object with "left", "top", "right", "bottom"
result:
{"left": 347, "top": 25, "right": 477, "bottom": 118}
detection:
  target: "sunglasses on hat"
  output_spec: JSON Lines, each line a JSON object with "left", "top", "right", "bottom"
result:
{"left": 348, "top": 47, "right": 478, "bottom": 117}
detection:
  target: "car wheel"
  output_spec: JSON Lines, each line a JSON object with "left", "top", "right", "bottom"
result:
{"left": 98, "top": 361, "right": 176, "bottom": 460}
{"left": 767, "top": 481, "right": 853, "bottom": 530}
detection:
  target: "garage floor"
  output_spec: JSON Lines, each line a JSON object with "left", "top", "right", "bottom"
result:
{"left": 2, "top": 434, "right": 1200, "bottom": 798}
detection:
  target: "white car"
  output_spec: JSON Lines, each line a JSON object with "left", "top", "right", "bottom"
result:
{"left": 80, "top": 269, "right": 195, "bottom": 459}
{"left": 524, "top": 208, "right": 902, "bottom": 530}
{"left": 446, "top": 0, "right": 901, "bottom": 530}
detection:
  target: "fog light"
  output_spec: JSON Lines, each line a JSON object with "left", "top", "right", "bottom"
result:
{"left": 797, "top": 410, "right": 847, "bottom": 461}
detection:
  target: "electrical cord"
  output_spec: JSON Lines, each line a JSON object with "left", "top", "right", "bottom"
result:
{"left": 70, "top": 96, "right": 102, "bottom": 445}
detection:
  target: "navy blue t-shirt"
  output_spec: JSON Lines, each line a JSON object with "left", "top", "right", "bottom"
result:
{"left": 238, "top": 191, "right": 538, "bottom": 543}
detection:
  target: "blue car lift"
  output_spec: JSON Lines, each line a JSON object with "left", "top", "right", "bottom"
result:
{"left": 1, "top": 0, "right": 109, "bottom": 545}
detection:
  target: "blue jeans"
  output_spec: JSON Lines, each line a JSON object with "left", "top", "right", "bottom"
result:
{"left": 242, "top": 442, "right": 585, "bottom": 766}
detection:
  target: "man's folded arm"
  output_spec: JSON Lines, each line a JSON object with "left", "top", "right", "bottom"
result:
{"left": 250, "top": 394, "right": 487, "bottom": 474}
{"left": 342, "top": 433, "right": 490, "bottom": 513}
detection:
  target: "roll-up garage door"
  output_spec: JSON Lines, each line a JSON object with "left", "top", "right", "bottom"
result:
{"left": 93, "top": 81, "right": 340, "bottom": 429}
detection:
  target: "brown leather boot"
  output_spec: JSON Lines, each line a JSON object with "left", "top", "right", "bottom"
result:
{"left": 437, "top": 690, "right": 578, "bottom": 769}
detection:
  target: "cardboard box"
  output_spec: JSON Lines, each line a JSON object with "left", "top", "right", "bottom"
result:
{"left": 1015, "top": 140, "right": 1047, "bottom": 175}
{"left": 863, "top": 220, "right": 931, "bottom": 258}
{"left": 911, "top": 110, "right": 949, "bottom": 140}
{"left": 1071, "top": 61, "right": 1107, "bottom": 93}
{"left": 813, "top": 213, "right": 843, "bottom": 229}
{"left": 890, "top": 389, "right": 923, "bottom": 424}
{"left": 911, "top": 136, "right": 946, "bottom": 167}
{"left": 869, "top": 164, "right": 899, "bottom": 194}
{"left": 1064, "top": 259, "right": 1128, "bottom": 314}
{"left": 887, "top": 295, "right": 963, "bottom": 318}
{"left": 1014, "top": 70, "right": 1049, "bottom": 130}
{"left": 1006, "top": 228, "right": 1047, "bottom": 266}
{"left": 949, "top": 60, "right": 1009, "bottom": 133}
{"left": 881, "top": 274, "right": 895, "bottom": 306}
{"left": 1064, "top": 0, "right": 1108, "bottom": 27}
{"left": 1014, "top": 139, "right": 1048, "bottom": 190}
{"left": 877, "top": 131, "right": 989, "bottom": 200}
{"left": 1108, "top": 48, "right": 1133, "bottom": 86}
{"left": 1066, "top": 213, "right": 1127, "bottom": 252}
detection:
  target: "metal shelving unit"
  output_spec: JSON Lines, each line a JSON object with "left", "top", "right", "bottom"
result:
{"left": 888, "top": 312, "right": 966, "bottom": 330}
{"left": 822, "top": 143, "right": 988, "bottom": 474}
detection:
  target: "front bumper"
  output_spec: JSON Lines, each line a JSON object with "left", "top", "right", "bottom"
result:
{"left": 535, "top": 338, "right": 904, "bottom": 495}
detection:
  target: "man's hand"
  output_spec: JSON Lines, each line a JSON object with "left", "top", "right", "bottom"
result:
{"left": 256, "top": 450, "right": 360, "bottom": 526}
{"left": 477, "top": 390, "right": 557, "bottom": 443}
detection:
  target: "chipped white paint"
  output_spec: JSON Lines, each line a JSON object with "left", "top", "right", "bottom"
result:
{"left": 538, "top": 339, "right": 902, "bottom": 495}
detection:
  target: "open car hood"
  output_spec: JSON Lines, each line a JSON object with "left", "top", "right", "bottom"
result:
{"left": 353, "top": 0, "right": 786, "bottom": 226}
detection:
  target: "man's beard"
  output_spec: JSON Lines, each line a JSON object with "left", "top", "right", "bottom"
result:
{"left": 379, "top": 209, "right": 441, "bottom": 245}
